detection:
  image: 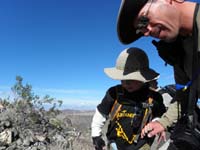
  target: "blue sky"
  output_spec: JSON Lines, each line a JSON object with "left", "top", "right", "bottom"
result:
{"left": 0, "top": 0, "right": 198, "bottom": 110}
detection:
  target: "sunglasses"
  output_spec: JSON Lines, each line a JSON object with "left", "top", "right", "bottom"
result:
{"left": 135, "top": 0, "right": 153, "bottom": 34}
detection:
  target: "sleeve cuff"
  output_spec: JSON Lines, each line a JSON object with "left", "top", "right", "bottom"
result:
{"left": 157, "top": 116, "right": 172, "bottom": 129}
{"left": 151, "top": 117, "right": 160, "bottom": 122}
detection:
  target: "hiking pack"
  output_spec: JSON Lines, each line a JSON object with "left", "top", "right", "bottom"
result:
{"left": 159, "top": 84, "right": 176, "bottom": 98}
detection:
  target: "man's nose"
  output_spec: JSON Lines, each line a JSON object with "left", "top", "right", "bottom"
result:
{"left": 143, "top": 25, "right": 152, "bottom": 36}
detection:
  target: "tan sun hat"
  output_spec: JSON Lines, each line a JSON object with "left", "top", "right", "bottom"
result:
{"left": 104, "top": 47, "right": 159, "bottom": 82}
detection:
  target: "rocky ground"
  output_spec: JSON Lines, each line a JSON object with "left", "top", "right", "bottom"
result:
{"left": 59, "top": 110, "right": 95, "bottom": 150}
{"left": 0, "top": 104, "right": 169, "bottom": 150}
{"left": 0, "top": 98, "right": 102, "bottom": 150}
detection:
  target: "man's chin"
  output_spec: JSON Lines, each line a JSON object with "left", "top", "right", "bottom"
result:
{"left": 164, "top": 39, "right": 177, "bottom": 43}
{"left": 161, "top": 36, "right": 177, "bottom": 42}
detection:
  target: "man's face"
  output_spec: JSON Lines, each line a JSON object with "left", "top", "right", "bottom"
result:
{"left": 134, "top": 0, "right": 180, "bottom": 42}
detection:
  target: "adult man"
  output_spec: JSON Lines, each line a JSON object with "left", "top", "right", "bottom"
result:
{"left": 116, "top": 0, "right": 200, "bottom": 149}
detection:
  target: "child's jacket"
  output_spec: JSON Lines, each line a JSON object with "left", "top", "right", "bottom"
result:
{"left": 97, "top": 84, "right": 166, "bottom": 149}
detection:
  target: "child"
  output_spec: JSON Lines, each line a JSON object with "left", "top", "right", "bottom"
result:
{"left": 91, "top": 47, "right": 166, "bottom": 150}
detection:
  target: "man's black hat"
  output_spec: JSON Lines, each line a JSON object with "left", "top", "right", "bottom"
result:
{"left": 117, "top": 0, "right": 148, "bottom": 44}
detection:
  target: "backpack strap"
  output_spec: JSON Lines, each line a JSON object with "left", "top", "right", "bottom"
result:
{"left": 109, "top": 86, "right": 123, "bottom": 121}
{"left": 110, "top": 100, "right": 122, "bottom": 121}
{"left": 187, "top": 4, "right": 200, "bottom": 125}
{"left": 135, "top": 97, "right": 153, "bottom": 143}
{"left": 197, "top": 5, "right": 200, "bottom": 52}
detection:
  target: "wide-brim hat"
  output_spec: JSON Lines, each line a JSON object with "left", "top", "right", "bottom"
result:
{"left": 117, "top": 0, "right": 148, "bottom": 44}
{"left": 104, "top": 47, "right": 159, "bottom": 82}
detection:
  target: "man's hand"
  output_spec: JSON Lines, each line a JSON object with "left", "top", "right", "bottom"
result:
{"left": 141, "top": 121, "right": 166, "bottom": 142}
{"left": 92, "top": 136, "right": 106, "bottom": 150}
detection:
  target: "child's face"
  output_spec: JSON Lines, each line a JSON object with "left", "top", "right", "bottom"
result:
{"left": 121, "top": 80, "right": 144, "bottom": 92}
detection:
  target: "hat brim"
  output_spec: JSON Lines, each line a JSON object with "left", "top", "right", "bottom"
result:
{"left": 117, "top": 0, "right": 148, "bottom": 44}
{"left": 104, "top": 67, "right": 159, "bottom": 83}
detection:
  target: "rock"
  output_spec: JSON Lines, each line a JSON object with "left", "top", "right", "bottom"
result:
{"left": 0, "top": 129, "right": 12, "bottom": 144}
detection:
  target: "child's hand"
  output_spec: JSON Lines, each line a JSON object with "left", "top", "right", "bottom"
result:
{"left": 92, "top": 136, "right": 106, "bottom": 150}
